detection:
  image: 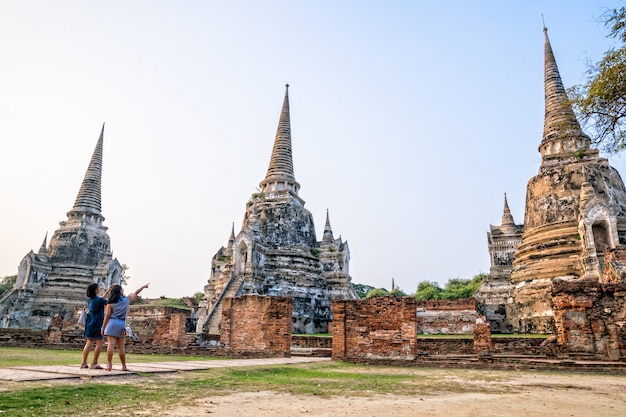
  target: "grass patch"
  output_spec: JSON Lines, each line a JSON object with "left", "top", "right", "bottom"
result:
{"left": 0, "top": 347, "right": 213, "bottom": 368}
{"left": 0, "top": 362, "right": 516, "bottom": 416}
{"left": 0, "top": 347, "right": 524, "bottom": 416}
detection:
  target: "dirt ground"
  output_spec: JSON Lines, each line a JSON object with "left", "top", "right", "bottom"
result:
{"left": 146, "top": 371, "right": 626, "bottom": 417}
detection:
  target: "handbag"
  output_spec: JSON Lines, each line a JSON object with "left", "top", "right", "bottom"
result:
{"left": 77, "top": 308, "right": 87, "bottom": 326}
{"left": 125, "top": 323, "right": 138, "bottom": 341}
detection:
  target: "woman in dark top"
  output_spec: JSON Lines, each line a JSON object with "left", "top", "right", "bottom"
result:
{"left": 80, "top": 283, "right": 109, "bottom": 369}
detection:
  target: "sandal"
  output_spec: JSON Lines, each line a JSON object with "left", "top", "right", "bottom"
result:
{"left": 90, "top": 364, "right": 103, "bottom": 370}
{"left": 121, "top": 367, "right": 130, "bottom": 371}
{"left": 79, "top": 364, "right": 89, "bottom": 369}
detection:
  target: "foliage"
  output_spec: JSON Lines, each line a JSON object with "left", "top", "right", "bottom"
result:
{"left": 120, "top": 264, "right": 131, "bottom": 286}
{"left": 415, "top": 281, "right": 443, "bottom": 301}
{"left": 0, "top": 275, "right": 16, "bottom": 297}
{"left": 365, "top": 287, "right": 390, "bottom": 298}
{"left": 352, "top": 283, "right": 376, "bottom": 298}
{"left": 310, "top": 247, "right": 320, "bottom": 258}
{"left": 193, "top": 291, "right": 205, "bottom": 303}
{"left": 364, "top": 286, "right": 407, "bottom": 298}
{"left": 569, "top": 7, "right": 626, "bottom": 154}
{"left": 415, "top": 273, "right": 485, "bottom": 300}
{"left": 136, "top": 297, "right": 191, "bottom": 310}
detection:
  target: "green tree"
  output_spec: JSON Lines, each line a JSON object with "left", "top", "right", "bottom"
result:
{"left": 0, "top": 275, "right": 17, "bottom": 297}
{"left": 120, "top": 264, "right": 131, "bottom": 286}
{"left": 364, "top": 288, "right": 390, "bottom": 298}
{"left": 193, "top": 292, "right": 205, "bottom": 303}
{"left": 570, "top": 7, "right": 626, "bottom": 153}
{"left": 352, "top": 283, "right": 376, "bottom": 299}
{"left": 415, "top": 281, "right": 443, "bottom": 300}
{"left": 415, "top": 273, "right": 485, "bottom": 301}
{"left": 389, "top": 287, "right": 407, "bottom": 297}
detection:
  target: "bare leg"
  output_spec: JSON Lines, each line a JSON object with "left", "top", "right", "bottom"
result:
{"left": 106, "top": 336, "right": 115, "bottom": 370}
{"left": 117, "top": 337, "right": 128, "bottom": 370}
{"left": 90, "top": 339, "right": 103, "bottom": 368}
{"left": 81, "top": 339, "right": 94, "bottom": 368}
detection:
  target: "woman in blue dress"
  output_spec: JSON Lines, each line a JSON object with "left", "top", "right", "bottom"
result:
{"left": 101, "top": 283, "right": 149, "bottom": 371}
{"left": 80, "top": 283, "right": 109, "bottom": 369}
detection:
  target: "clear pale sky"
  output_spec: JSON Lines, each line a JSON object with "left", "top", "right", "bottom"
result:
{"left": 1, "top": 1, "right": 625, "bottom": 298}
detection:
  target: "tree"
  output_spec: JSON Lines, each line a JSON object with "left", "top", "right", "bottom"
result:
{"left": 415, "top": 281, "right": 443, "bottom": 300}
{"left": 414, "top": 273, "right": 485, "bottom": 301}
{"left": 193, "top": 292, "right": 205, "bottom": 303}
{"left": 364, "top": 286, "right": 407, "bottom": 298}
{"left": 570, "top": 7, "right": 626, "bottom": 153}
{"left": 389, "top": 287, "right": 407, "bottom": 297}
{"left": 120, "top": 264, "right": 131, "bottom": 286}
{"left": 353, "top": 283, "right": 376, "bottom": 299}
{"left": 364, "top": 288, "right": 390, "bottom": 298}
{"left": 0, "top": 275, "right": 17, "bottom": 297}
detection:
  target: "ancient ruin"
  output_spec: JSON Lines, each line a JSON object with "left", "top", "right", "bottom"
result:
{"left": 195, "top": 85, "right": 358, "bottom": 335}
{"left": 0, "top": 125, "right": 123, "bottom": 329}
{"left": 476, "top": 28, "right": 626, "bottom": 335}
{"left": 474, "top": 194, "right": 523, "bottom": 332}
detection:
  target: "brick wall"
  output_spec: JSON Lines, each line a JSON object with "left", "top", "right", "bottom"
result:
{"left": 331, "top": 296, "right": 417, "bottom": 363}
{"left": 220, "top": 295, "right": 292, "bottom": 357}
{"left": 291, "top": 335, "right": 332, "bottom": 349}
{"left": 416, "top": 298, "right": 479, "bottom": 335}
{"left": 552, "top": 279, "right": 626, "bottom": 359}
{"left": 126, "top": 305, "right": 189, "bottom": 347}
{"left": 602, "top": 247, "right": 626, "bottom": 283}
{"left": 416, "top": 298, "right": 476, "bottom": 311}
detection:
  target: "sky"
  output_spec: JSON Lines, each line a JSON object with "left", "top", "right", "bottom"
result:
{"left": 1, "top": 1, "right": 625, "bottom": 298}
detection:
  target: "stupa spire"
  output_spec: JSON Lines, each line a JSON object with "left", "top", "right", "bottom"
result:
{"left": 226, "top": 222, "right": 235, "bottom": 255}
{"left": 38, "top": 232, "right": 48, "bottom": 256}
{"left": 540, "top": 27, "right": 590, "bottom": 160}
{"left": 259, "top": 85, "right": 301, "bottom": 195}
{"left": 323, "top": 209, "right": 335, "bottom": 243}
{"left": 501, "top": 193, "right": 516, "bottom": 227}
{"left": 71, "top": 124, "right": 104, "bottom": 216}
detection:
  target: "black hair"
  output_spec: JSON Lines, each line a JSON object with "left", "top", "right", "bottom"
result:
{"left": 86, "top": 283, "right": 99, "bottom": 298}
{"left": 108, "top": 284, "right": 123, "bottom": 304}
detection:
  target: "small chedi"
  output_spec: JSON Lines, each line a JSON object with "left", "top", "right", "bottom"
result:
{"left": 476, "top": 28, "right": 626, "bottom": 334}
{"left": 475, "top": 194, "right": 523, "bottom": 333}
{"left": 0, "top": 126, "right": 123, "bottom": 329}
{"left": 195, "top": 85, "right": 358, "bottom": 335}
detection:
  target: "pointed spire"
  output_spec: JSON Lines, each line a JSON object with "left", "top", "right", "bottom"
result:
{"left": 501, "top": 193, "right": 516, "bottom": 227}
{"left": 540, "top": 27, "right": 590, "bottom": 159}
{"left": 225, "top": 222, "right": 235, "bottom": 255}
{"left": 259, "top": 85, "right": 301, "bottom": 194}
{"left": 71, "top": 124, "right": 104, "bottom": 216}
{"left": 323, "top": 209, "right": 335, "bottom": 243}
{"left": 38, "top": 232, "right": 48, "bottom": 256}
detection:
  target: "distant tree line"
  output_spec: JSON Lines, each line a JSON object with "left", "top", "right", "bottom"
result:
{"left": 352, "top": 273, "right": 485, "bottom": 300}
